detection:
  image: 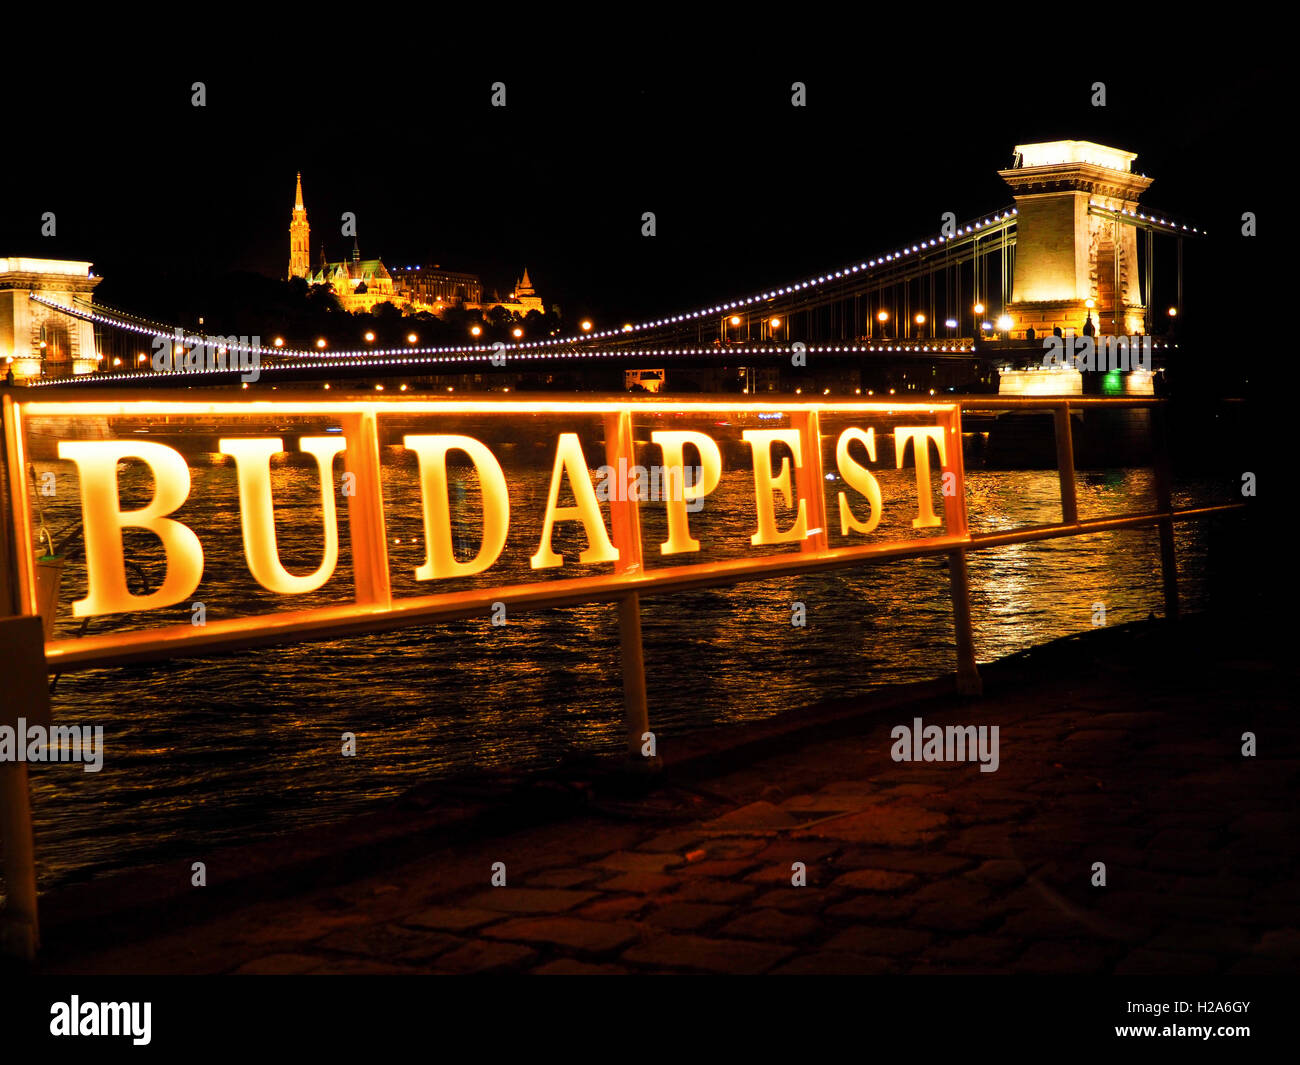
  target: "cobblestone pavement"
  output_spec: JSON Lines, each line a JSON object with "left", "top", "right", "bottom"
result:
{"left": 36, "top": 616, "right": 1298, "bottom": 975}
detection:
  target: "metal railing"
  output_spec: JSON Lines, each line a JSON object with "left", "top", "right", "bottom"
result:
{"left": 0, "top": 390, "right": 1246, "bottom": 958}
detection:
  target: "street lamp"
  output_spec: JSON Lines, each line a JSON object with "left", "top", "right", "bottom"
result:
{"left": 876, "top": 309, "right": 889, "bottom": 340}
{"left": 996, "top": 314, "right": 1013, "bottom": 338}
{"left": 580, "top": 319, "right": 593, "bottom": 332}
{"left": 914, "top": 312, "right": 926, "bottom": 339}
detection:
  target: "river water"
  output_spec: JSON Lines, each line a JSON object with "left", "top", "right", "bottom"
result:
{"left": 13, "top": 420, "right": 1238, "bottom": 892}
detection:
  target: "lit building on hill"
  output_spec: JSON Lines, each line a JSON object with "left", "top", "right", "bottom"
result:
{"left": 287, "top": 174, "right": 550, "bottom": 318}
{"left": 392, "top": 265, "right": 482, "bottom": 312}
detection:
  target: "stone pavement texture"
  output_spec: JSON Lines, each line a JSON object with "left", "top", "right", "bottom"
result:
{"left": 30, "top": 614, "right": 1299, "bottom": 975}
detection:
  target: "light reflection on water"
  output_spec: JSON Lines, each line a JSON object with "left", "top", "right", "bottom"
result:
{"left": 25, "top": 465, "right": 1219, "bottom": 890}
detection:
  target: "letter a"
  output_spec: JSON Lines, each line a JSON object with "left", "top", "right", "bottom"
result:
{"left": 890, "top": 724, "right": 911, "bottom": 762}
{"left": 530, "top": 434, "right": 619, "bottom": 569}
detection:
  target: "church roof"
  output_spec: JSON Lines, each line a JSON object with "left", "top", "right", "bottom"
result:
{"left": 309, "top": 259, "right": 392, "bottom": 284}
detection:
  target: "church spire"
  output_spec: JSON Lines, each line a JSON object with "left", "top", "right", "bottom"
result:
{"left": 288, "top": 172, "right": 311, "bottom": 280}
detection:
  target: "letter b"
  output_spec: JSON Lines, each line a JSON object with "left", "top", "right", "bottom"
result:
{"left": 58, "top": 441, "right": 204, "bottom": 617}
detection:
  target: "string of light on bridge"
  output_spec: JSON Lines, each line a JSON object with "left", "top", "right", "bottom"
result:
{"left": 31, "top": 207, "right": 1024, "bottom": 363}
{"left": 1090, "top": 202, "right": 1206, "bottom": 235}
{"left": 31, "top": 342, "right": 1020, "bottom": 387}
{"left": 30, "top": 198, "right": 1199, "bottom": 375}
{"left": 28, "top": 296, "right": 504, "bottom": 362}
{"left": 520, "top": 209, "right": 1022, "bottom": 352}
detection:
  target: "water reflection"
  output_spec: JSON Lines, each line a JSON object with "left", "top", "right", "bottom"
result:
{"left": 26, "top": 466, "right": 1219, "bottom": 890}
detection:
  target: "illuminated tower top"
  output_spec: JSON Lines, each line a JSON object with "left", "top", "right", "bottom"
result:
{"left": 999, "top": 140, "right": 1152, "bottom": 334}
{"left": 288, "top": 173, "right": 311, "bottom": 281}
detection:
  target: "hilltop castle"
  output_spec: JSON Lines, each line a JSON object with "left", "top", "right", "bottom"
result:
{"left": 287, "top": 173, "right": 546, "bottom": 317}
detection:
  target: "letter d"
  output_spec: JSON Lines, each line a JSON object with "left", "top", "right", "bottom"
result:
{"left": 404, "top": 434, "right": 510, "bottom": 579}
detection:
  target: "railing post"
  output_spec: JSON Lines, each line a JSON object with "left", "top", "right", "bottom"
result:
{"left": 616, "top": 594, "right": 650, "bottom": 761}
{"left": 0, "top": 617, "right": 49, "bottom": 961}
{"left": 340, "top": 411, "right": 391, "bottom": 610}
{"left": 1054, "top": 402, "right": 1079, "bottom": 524}
{"left": 1, "top": 394, "right": 44, "bottom": 960}
{"left": 943, "top": 406, "right": 981, "bottom": 695}
{"left": 603, "top": 411, "right": 651, "bottom": 763}
{"left": 0, "top": 766, "right": 39, "bottom": 960}
{"left": 793, "top": 409, "right": 828, "bottom": 554}
{"left": 947, "top": 548, "right": 982, "bottom": 696}
{"left": 1150, "top": 402, "right": 1179, "bottom": 621}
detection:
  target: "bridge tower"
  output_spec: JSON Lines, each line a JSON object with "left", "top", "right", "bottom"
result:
{"left": 1000, "top": 141, "right": 1152, "bottom": 337}
{"left": 0, "top": 258, "right": 102, "bottom": 383}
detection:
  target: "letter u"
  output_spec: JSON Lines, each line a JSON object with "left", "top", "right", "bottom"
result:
{"left": 218, "top": 436, "right": 347, "bottom": 593}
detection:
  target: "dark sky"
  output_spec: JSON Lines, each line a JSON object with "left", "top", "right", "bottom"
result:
{"left": 0, "top": 36, "right": 1278, "bottom": 330}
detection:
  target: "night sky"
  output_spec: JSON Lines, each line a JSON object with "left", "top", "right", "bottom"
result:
{"left": 0, "top": 39, "right": 1277, "bottom": 335}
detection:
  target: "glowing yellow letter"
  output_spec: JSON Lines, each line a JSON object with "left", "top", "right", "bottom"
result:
{"left": 894, "top": 426, "right": 947, "bottom": 529}
{"left": 529, "top": 433, "right": 619, "bottom": 569}
{"left": 742, "top": 429, "right": 808, "bottom": 546}
{"left": 58, "top": 440, "right": 204, "bottom": 617}
{"left": 404, "top": 434, "right": 510, "bottom": 580}
{"left": 651, "top": 430, "right": 722, "bottom": 555}
{"left": 218, "top": 436, "right": 347, "bottom": 593}
{"left": 835, "top": 427, "right": 883, "bottom": 536}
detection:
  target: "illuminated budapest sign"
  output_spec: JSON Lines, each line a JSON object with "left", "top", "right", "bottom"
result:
{"left": 2, "top": 394, "right": 969, "bottom": 666}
